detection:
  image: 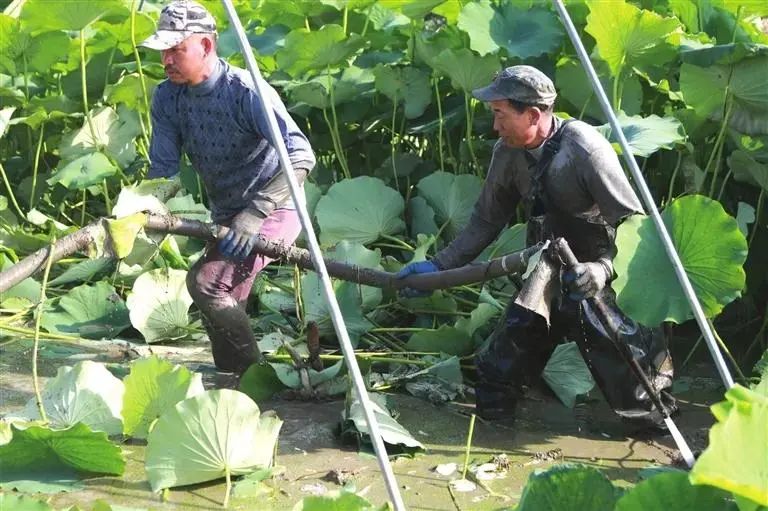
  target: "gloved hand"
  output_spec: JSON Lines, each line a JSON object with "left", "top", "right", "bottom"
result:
{"left": 563, "top": 260, "right": 612, "bottom": 301}
{"left": 218, "top": 208, "right": 266, "bottom": 260}
{"left": 395, "top": 260, "right": 440, "bottom": 298}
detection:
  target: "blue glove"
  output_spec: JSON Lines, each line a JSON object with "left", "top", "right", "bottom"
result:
{"left": 218, "top": 208, "right": 266, "bottom": 260}
{"left": 396, "top": 260, "right": 439, "bottom": 298}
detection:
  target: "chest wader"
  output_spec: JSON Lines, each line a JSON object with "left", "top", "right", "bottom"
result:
{"left": 474, "top": 121, "right": 676, "bottom": 427}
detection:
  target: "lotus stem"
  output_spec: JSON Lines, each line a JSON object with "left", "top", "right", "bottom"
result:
{"left": 30, "top": 122, "right": 45, "bottom": 208}
{"left": 708, "top": 318, "right": 746, "bottom": 382}
{"left": 705, "top": 93, "right": 734, "bottom": 197}
{"left": 80, "top": 29, "right": 98, "bottom": 145}
{"left": 32, "top": 235, "right": 57, "bottom": 423}
{"left": 665, "top": 150, "right": 683, "bottom": 205}
{"left": 390, "top": 89, "right": 400, "bottom": 188}
{"left": 461, "top": 413, "right": 477, "bottom": 480}
{"left": 749, "top": 189, "right": 764, "bottom": 248}
{"left": 464, "top": 93, "right": 479, "bottom": 174}
{"left": 0, "top": 162, "right": 25, "bottom": 220}
{"left": 131, "top": 0, "right": 152, "bottom": 138}
{"left": 379, "top": 233, "right": 414, "bottom": 251}
{"left": 0, "top": 324, "right": 81, "bottom": 341}
{"left": 223, "top": 465, "right": 231, "bottom": 508}
{"left": 434, "top": 77, "right": 445, "bottom": 172}
{"left": 326, "top": 67, "right": 350, "bottom": 179}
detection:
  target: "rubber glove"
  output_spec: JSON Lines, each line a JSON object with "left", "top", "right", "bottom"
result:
{"left": 563, "top": 259, "right": 612, "bottom": 301}
{"left": 396, "top": 260, "right": 440, "bottom": 298}
{"left": 218, "top": 208, "right": 266, "bottom": 260}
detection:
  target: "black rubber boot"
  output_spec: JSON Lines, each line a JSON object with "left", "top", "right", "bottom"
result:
{"left": 198, "top": 303, "right": 264, "bottom": 373}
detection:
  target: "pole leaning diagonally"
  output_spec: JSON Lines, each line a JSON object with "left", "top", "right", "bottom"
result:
{"left": 218, "top": 1, "right": 407, "bottom": 509}
{"left": 552, "top": 0, "right": 735, "bottom": 389}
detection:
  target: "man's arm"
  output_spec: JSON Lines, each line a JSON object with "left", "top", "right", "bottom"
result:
{"left": 147, "top": 86, "right": 182, "bottom": 179}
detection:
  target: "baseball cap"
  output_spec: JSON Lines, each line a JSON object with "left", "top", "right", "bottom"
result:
{"left": 140, "top": 0, "right": 217, "bottom": 51}
{"left": 472, "top": 65, "right": 557, "bottom": 106}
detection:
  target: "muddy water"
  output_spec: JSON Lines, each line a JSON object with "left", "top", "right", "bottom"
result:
{"left": 0, "top": 338, "right": 720, "bottom": 510}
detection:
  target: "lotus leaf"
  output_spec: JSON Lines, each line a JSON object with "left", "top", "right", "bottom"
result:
{"left": 341, "top": 392, "right": 424, "bottom": 455}
{"left": 105, "top": 74, "right": 160, "bottom": 114}
{"left": 111, "top": 178, "right": 181, "bottom": 219}
{"left": 373, "top": 64, "right": 431, "bottom": 119}
{"left": 586, "top": 0, "right": 681, "bottom": 77}
{"left": 316, "top": 176, "right": 405, "bottom": 245}
{"left": 430, "top": 48, "right": 499, "bottom": 93}
{"left": 613, "top": 195, "right": 747, "bottom": 325}
{"left": 40, "top": 281, "right": 130, "bottom": 340}
{"left": 289, "top": 66, "right": 374, "bottom": 109}
{"left": 681, "top": 43, "right": 768, "bottom": 67}
{"left": 276, "top": 25, "right": 365, "bottom": 77}
{"left": 730, "top": 149, "right": 768, "bottom": 192}
{"left": 408, "top": 196, "right": 439, "bottom": 238}
{"left": 0, "top": 494, "right": 53, "bottom": 511}
{"left": 126, "top": 268, "right": 194, "bottom": 343}
{"left": 16, "top": 361, "right": 124, "bottom": 435}
{"left": 541, "top": 342, "right": 595, "bottom": 408}
{"left": 0, "top": 254, "right": 41, "bottom": 306}
{"left": 239, "top": 363, "right": 286, "bottom": 402}
{"left": 48, "top": 152, "right": 117, "bottom": 190}
{"left": 48, "top": 258, "right": 113, "bottom": 287}
{"left": 736, "top": 202, "right": 756, "bottom": 236}
{"left": 598, "top": 113, "right": 686, "bottom": 158}
{"left": 0, "top": 423, "right": 124, "bottom": 478}
{"left": 516, "top": 464, "right": 617, "bottom": 511}
{"left": 20, "top": 0, "right": 124, "bottom": 31}
{"left": 414, "top": 28, "right": 465, "bottom": 70}
{"left": 455, "top": 303, "right": 497, "bottom": 338}
{"left": 556, "top": 59, "right": 643, "bottom": 121}
{"left": 272, "top": 360, "right": 344, "bottom": 389}
{"left": 59, "top": 105, "right": 141, "bottom": 169}
{"left": 91, "top": 13, "right": 155, "bottom": 57}
{"left": 122, "top": 356, "right": 204, "bottom": 439}
{"left": 406, "top": 325, "right": 473, "bottom": 356}
{"left": 416, "top": 171, "right": 482, "bottom": 239}
{"left": 145, "top": 389, "right": 282, "bottom": 491}
{"left": 615, "top": 470, "right": 732, "bottom": 511}
{"left": 458, "top": 0, "right": 563, "bottom": 58}
{"left": 293, "top": 491, "right": 384, "bottom": 511}
{"left": 690, "top": 384, "right": 768, "bottom": 506}
{"left": 478, "top": 223, "right": 527, "bottom": 261}
{"left": 105, "top": 212, "right": 148, "bottom": 259}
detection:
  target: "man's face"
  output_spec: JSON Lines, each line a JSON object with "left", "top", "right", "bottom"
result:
{"left": 489, "top": 99, "right": 537, "bottom": 148}
{"left": 161, "top": 35, "right": 210, "bottom": 85}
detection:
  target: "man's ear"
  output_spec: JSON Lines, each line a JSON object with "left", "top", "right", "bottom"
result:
{"left": 201, "top": 35, "right": 214, "bottom": 55}
{"left": 528, "top": 106, "right": 542, "bottom": 126}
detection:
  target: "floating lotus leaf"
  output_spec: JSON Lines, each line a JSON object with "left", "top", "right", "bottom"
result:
{"left": 586, "top": 0, "right": 682, "bottom": 77}
{"left": 516, "top": 464, "right": 617, "bottom": 511}
{"left": 122, "top": 356, "right": 204, "bottom": 439}
{"left": 406, "top": 325, "right": 473, "bottom": 356}
{"left": 276, "top": 25, "right": 365, "bottom": 78}
{"left": 416, "top": 171, "right": 483, "bottom": 240}
{"left": 239, "top": 363, "right": 286, "bottom": 402}
{"left": 126, "top": 268, "right": 193, "bottom": 343}
{"left": 690, "top": 384, "right": 768, "bottom": 506}
{"left": 316, "top": 176, "right": 405, "bottom": 245}
{"left": 17, "top": 361, "right": 124, "bottom": 435}
{"left": 0, "top": 423, "right": 124, "bottom": 478}
{"left": 598, "top": 113, "right": 686, "bottom": 158}
{"left": 145, "top": 389, "right": 282, "bottom": 491}
{"left": 613, "top": 195, "right": 747, "bottom": 326}
{"left": 40, "top": 281, "right": 130, "bottom": 340}
{"left": 542, "top": 342, "right": 595, "bottom": 408}
{"left": 616, "top": 470, "right": 733, "bottom": 511}
{"left": 373, "top": 64, "right": 432, "bottom": 119}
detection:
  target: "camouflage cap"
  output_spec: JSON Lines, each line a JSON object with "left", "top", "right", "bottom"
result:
{"left": 140, "top": 0, "right": 217, "bottom": 51}
{"left": 472, "top": 65, "right": 557, "bottom": 106}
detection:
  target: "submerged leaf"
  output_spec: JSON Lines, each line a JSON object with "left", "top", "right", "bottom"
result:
{"left": 122, "top": 356, "right": 204, "bottom": 439}
{"left": 126, "top": 269, "right": 193, "bottom": 343}
{"left": 41, "top": 281, "right": 131, "bottom": 340}
{"left": 145, "top": 389, "right": 282, "bottom": 491}
{"left": 17, "top": 361, "right": 124, "bottom": 435}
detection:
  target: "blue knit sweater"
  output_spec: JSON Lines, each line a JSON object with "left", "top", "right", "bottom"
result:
{"left": 148, "top": 58, "right": 315, "bottom": 222}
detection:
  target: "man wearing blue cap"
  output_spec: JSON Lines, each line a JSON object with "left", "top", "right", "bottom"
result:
{"left": 398, "top": 65, "right": 676, "bottom": 431}
{"left": 140, "top": 1, "right": 315, "bottom": 377}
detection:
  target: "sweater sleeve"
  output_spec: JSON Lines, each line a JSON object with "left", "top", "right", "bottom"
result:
{"left": 147, "top": 86, "right": 182, "bottom": 178}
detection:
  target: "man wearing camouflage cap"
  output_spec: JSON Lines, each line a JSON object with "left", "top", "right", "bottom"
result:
{"left": 398, "top": 65, "right": 676, "bottom": 431}
{"left": 140, "top": 1, "right": 315, "bottom": 378}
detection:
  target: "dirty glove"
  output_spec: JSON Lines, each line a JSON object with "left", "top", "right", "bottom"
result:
{"left": 218, "top": 208, "right": 266, "bottom": 260}
{"left": 396, "top": 260, "right": 440, "bottom": 298}
{"left": 563, "top": 259, "right": 612, "bottom": 301}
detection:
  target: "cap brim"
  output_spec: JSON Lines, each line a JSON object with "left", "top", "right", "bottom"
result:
{"left": 139, "top": 30, "right": 191, "bottom": 50}
{"left": 472, "top": 84, "right": 508, "bottom": 102}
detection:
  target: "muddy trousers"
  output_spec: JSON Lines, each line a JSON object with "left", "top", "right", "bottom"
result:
{"left": 186, "top": 209, "right": 303, "bottom": 373}
{"left": 475, "top": 286, "right": 675, "bottom": 424}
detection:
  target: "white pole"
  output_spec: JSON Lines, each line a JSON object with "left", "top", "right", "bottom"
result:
{"left": 219, "top": 1, "right": 407, "bottom": 509}
{"left": 552, "top": 0, "right": 735, "bottom": 389}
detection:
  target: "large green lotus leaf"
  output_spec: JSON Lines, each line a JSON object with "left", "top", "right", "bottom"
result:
{"left": 416, "top": 171, "right": 483, "bottom": 240}
{"left": 406, "top": 325, "right": 473, "bottom": 356}
{"left": 126, "top": 268, "right": 193, "bottom": 343}
{"left": 0, "top": 22, "right": 70, "bottom": 76}
{"left": 414, "top": 28, "right": 464, "bottom": 70}
{"left": 105, "top": 74, "right": 160, "bottom": 115}
{"left": 112, "top": 178, "right": 181, "bottom": 218}
{"left": 59, "top": 105, "right": 141, "bottom": 169}
{"left": 458, "top": 0, "right": 563, "bottom": 58}
{"left": 556, "top": 58, "right": 643, "bottom": 121}
{"left": 122, "top": 356, "right": 204, "bottom": 439}
{"left": 16, "top": 361, "right": 124, "bottom": 435}
{"left": 516, "top": 464, "right": 617, "bottom": 511}
{"left": 690, "top": 384, "right": 768, "bottom": 506}
{"left": 316, "top": 176, "right": 405, "bottom": 245}
{"left": 454, "top": 303, "right": 497, "bottom": 338}
{"left": 20, "top": 0, "right": 123, "bottom": 31}
{"left": 0, "top": 423, "right": 124, "bottom": 477}
{"left": 293, "top": 491, "right": 383, "bottom": 511}
{"left": 542, "top": 342, "right": 595, "bottom": 409}
{"left": 616, "top": 471, "right": 732, "bottom": 511}
{"left": 477, "top": 223, "right": 527, "bottom": 261}
{"left": 364, "top": 3, "right": 410, "bottom": 32}
{"left": 91, "top": 12, "right": 155, "bottom": 57}
{"left": 342, "top": 392, "right": 424, "bottom": 455}
{"left": 48, "top": 152, "right": 118, "bottom": 190}
{"left": 373, "top": 64, "right": 431, "bottom": 119}
{"left": 289, "top": 66, "right": 375, "bottom": 109}
{"left": 681, "top": 43, "right": 768, "bottom": 67}
{"left": 613, "top": 195, "right": 747, "bottom": 325}
{"left": 0, "top": 254, "right": 41, "bottom": 306}
{"left": 586, "top": 0, "right": 682, "bottom": 77}
{"left": 238, "top": 363, "right": 286, "bottom": 402}
{"left": 680, "top": 57, "right": 768, "bottom": 136}
{"left": 145, "top": 389, "right": 282, "bottom": 491}
{"left": 276, "top": 25, "right": 365, "bottom": 77}
{"left": 105, "top": 212, "right": 149, "bottom": 259}
{"left": 49, "top": 257, "right": 114, "bottom": 287}
{"left": 597, "top": 113, "right": 686, "bottom": 158}
{"left": 729, "top": 150, "right": 768, "bottom": 192}
{"left": 0, "top": 494, "right": 53, "bottom": 511}
{"left": 408, "top": 196, "right": 439, "bottom": 238}
{"left": 271, "top": 360, "right": 344, "bottom": 390}
{"left": 430, "top": 48, "right": 499, "bottom": 93}
{"left": 40, "top": 281, "right": 130, "bottom": 340}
